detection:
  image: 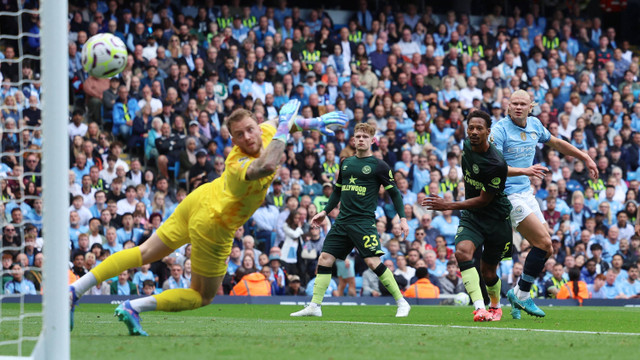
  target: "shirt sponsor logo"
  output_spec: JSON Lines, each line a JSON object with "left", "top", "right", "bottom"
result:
{"left": 489, "top": 177, "right": 501, "bottom": 188}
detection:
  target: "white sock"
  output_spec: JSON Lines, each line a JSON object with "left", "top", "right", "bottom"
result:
{"left": 71, "top": 272, "right": 97, "bottom": 298}
{"left": 473, "top": 300, "right": 485, "bottom": 310}
{"left": 308, "top": 302, "right": 319, "bottom": 308}
{"left": 129, "top": 296, "right": 158, "bottom": 313}
{"left": 490, "top": 302, "right": 502, "bottom": 309}
{"left": 514, "top": 285, "right": 531, "bottom": 301}
{"left": 397, "top": 297, "right": 407, "bottom": 305}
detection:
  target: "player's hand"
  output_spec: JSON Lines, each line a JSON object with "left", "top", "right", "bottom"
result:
{"left": 273, "top": 99, "right": 301, "bottom": 142}
{"left": 310, "top": 210, "right": 327, "bottom": 229}
{"left": 585, "top": 157, "right": 599, "bottom": 180}
{"left": 523, "top": 164, "right": 548, "bottom": 179}
{"left": 400, "top": 218, "right": 410, "bottom": 239}
{"left": 421, "top": 194, "right": 451, "bottom": 211}
{"left": 293, "top": 111, "right": 349, "bottom": 136}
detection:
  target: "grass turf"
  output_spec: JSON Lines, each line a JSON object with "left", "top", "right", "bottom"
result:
{"left": 1, "top": 303, "right": 639, "bottom": 359}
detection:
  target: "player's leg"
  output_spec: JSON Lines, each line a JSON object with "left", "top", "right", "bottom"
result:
{"left": 290, "top": 251, "right": 336, "bottom": 317}
{"left": 480, "top": 261, "right": 501, "bottom": 320}
{"left": 508, "top": 213, "right": 549, "bottom": 317}
{"left": 352, "top": 220, "right": 411, "bottom": 317}
{"left": 456, "top": 240, "right": 491, "bottom": 321}
{"left": 72, "top": 232, "right": 173, "bottom": 299}
{"left": 481, "top": 217, "right": 513, "bottom": 321}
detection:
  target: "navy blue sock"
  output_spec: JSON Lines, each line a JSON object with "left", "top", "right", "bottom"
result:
{"left": 518, "top": 247, "right": 547, "bottom": 292}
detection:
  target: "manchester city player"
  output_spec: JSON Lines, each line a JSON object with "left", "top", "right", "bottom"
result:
{"left": 491, "top": 90, "right": 598, "bottom": 318}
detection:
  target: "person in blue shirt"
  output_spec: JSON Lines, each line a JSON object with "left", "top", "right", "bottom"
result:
{"left": 430, "top": 115, "right": 458, "bottom": 161}
{"left": 602, "top": 270, "right": 623, "bottom": 299}
{"left": 431, "top": 209, "right": 460, "bottom": 248}
{"left": 227, "top": 68, "right": 253, "bottom": 98}
{"left": 617, "top": 265, "right": 640, "bottom": 298}
{"left": 550, "top": 65, "right": 576, "bottom": 109}
{"left": 491, "top": 90, "right": 598, "bottom": 318}
{"left": 116, "top": 213, "right": 145, "bottom": 245}
{"left": 132, "top": 264, "right": 156, "bottom": 294}
{"left": 103, "top": 227, "right": 123, "bottom": 255}
{"left": 4, "top": 263, "right": 36, "bottom": 295}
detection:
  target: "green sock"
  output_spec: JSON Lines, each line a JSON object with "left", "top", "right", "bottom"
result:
{"left": 379, "top": 268, "right": 403, "bottom": 301}
{"left": 461, "top": 268, "right": 483, "bottom": 306}
{"left": 311, "top": 273, "right": 331, "bottom": 305}
{"left": 486, "top": 278, "right": 502, "bottom": 308}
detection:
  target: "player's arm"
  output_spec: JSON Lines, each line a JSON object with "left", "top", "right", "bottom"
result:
{"left": 546, "top": 136, "right": 598, "bottom": 179}
{"left": 423, "top": 190, "right": 496, "bottom": 210}
{"left": 312, "top": 163, "right": 343, "bottom": 226}
{"left": 376, "top": 161, "right": 408, "bottom": 237}
{"left": 246, "top": 100, "right": 302, "bottom": 180}
{"left": 507, "top": 164, "right": 548, "bottom": 178}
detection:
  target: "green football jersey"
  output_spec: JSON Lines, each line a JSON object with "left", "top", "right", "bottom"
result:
{"left": 461, "top": 139, "right": 512, "bottom": 220}
{"left": 335, "top": 156, "right": 397, "bottom": 222}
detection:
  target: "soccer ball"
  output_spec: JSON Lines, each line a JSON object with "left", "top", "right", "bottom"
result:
{"left": 81, "top": 33, "right": 128, "bottom": 78}
{"left": 453, "top": 292, "right": 470, "bottom": 306}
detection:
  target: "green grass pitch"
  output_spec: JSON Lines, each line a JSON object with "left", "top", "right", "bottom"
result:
{"left": 1, "top": 303, "right": 639, "bottom": 359}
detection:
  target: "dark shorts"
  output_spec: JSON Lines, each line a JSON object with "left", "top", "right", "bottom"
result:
{"left": 454, "top": 211, "right": 513, "bottom": 265}
{"left": 322, "top": 221, "right": 384, "bottom": 260}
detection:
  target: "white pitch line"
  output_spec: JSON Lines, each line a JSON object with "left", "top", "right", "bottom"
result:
{"left": 254, "top": 319, "right": 640, "bottom": 337}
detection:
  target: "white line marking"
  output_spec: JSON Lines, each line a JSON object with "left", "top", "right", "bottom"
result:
{"left": 81, "top": 318, "right": 640, "bottom": 337}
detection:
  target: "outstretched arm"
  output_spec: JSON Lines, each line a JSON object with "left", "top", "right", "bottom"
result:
{"left": 507, "top": 164, "right": 548, "bottom": 178}
{"left": 547, "top": 136, "right": 598, "bottom": 179}
{"left": 246, "top": 99, "right": 301, "bottom": 180}
{"left": 422, "top": 191, "right": 495, "bottom": 211}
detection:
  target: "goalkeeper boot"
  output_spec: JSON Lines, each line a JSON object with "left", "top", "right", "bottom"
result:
{"left": 507, "top": 289, "right": 545, "bottom": 318}
{"left": 473, "top": 308, "right": 494, "bottom": 322}
{"left": 396, "top": 298, "right": 411, "bottom": 317}
{"left": 114, "top": 300, "right": 148, "bottom": 336}
{"left": 290, "top": 303, "right": 322, "bottom": 317}
{"left": 69, "top": 286, "right": 79, "bottom": 331}
{"left": 488, "top": 307, "right": 502, "bottom": 321}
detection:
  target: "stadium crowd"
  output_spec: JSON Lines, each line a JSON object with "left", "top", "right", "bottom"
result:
{"left": 1, "top": 0, "right": 640, "bottom": 301}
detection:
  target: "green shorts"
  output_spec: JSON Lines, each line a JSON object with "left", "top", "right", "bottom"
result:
{"left": 454, "top": 211, "right": 513, "bottom": 265}
{"left": 322, "top": 221, "right": 384, "bottom": 260}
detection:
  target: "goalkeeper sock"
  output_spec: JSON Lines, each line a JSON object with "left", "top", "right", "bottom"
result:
{"left": 375, "top": 264, "right": 403, "bottom": 302}
{"left": 460, "top": 261, "right": 484, "bottom": 310}
{"left": 90, "top": 247, "right": 143, "bottom": 283}
{"left": 130, "top": 296, "right": 158, "bottom": 313}
{"left": 73, "top": 247, "right": 142, "bottom": 297}
{"left": 154, "top": 288, "right": 203, "bottom": 312}
{"left": 485, "top": 277, "right": 501, "bottom": 308}
{"left": 311, "top": 265, "right": 333, "bottom": 305}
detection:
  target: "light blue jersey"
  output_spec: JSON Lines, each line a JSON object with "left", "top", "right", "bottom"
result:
{"left": 490, "top": 116, "right": 551, "bottom": 195}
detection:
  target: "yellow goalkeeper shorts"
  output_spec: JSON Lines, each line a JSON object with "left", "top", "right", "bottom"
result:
{"left": 156, "top": 182, "right": 234, "bottom": 278}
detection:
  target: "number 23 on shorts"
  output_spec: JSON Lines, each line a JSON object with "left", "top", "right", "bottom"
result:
{"left": 363, "top": 235, "right": 378, "bottom": 248}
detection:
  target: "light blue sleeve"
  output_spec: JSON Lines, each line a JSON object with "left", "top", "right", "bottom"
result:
{"left": 535, "top": 117, "right": 551, "bottom": 143}
{"left": 490, "top": 121, "right": 505, "bottom": 153}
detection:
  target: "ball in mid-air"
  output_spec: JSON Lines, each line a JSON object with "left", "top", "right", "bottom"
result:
{"left": 81, "top": 33, "right": 128, "bottom": 78}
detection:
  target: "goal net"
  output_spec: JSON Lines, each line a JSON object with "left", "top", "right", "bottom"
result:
{"left": 0, "top": 0, "right": 69, "bottom": 359}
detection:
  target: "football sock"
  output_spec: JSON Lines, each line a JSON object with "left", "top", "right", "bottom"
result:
{"left": 311, "top": 265, "right": 333, "bottom": 305}
{"left": 460, "top": 260, "right": 484, "bottom": 310}
{"left": 375, "top": 264, "right": 403, "bottom": 302}
{"left": 154, "top": 288, "right": 203, "bottom": 312}
{"left": 485, "top": 277, "right": 501, "bottom": 308}
{"left": 71, "top": 272, "right": 97, "bottom": 299}
{"left": 130, "top": 296, "right": 158, "bottom": 313}
{"left": 74, "top": 247, "right": 142, "bottom": 298}
{"left": 517, "top": 246, "right": 547, "bottom": 300}
{"left": 91, "top": 247, "right": 142, "bottom": 284}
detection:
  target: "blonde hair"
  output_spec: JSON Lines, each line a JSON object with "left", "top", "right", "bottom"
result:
{"left": 354, "top": 123, "right": 376, "bottom": 136}
{"left": 511, "top": 89, "right": 538, "bottom": 108}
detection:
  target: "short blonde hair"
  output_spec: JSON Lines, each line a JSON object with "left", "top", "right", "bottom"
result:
{"left": 354, "top": 123, "right": 376, "bottom": 136}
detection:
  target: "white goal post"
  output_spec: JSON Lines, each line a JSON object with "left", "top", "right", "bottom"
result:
{"left": 0, "top": 0, "right": 70, "bottom": 358}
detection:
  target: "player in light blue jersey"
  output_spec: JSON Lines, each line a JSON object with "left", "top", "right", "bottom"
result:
{"left": 490, "top": 90, "right": 599, "bottom": 318}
